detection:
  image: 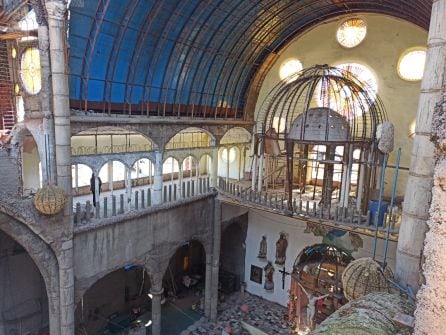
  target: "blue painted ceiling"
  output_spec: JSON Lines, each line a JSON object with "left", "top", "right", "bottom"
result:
{"left": 67, "top": 0, "right": 431, "bottom": 119}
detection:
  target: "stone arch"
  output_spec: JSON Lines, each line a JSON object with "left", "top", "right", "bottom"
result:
{"left": 181, "top": 154, "right": 199, "bottom": 166}
{"left": 220, "top": 126, "right": 252, "bottom": 145}
{"left": 98, "top": 158, "right": 130, "bottom": 173}
{"left": 0, "top": 211, "right": 60, "bottom": 335}
{"left": 165, "top": 126, "right": 216, "bottom": 149}
{"left": 74, "top": 261, "right": 154, "bottom": 305}
{"left": 130, "top": 154, "right": 155, "bottom": 167}
{"left": 71, "top": 126, "right": 156, "bottom": 155}
{"left": 159, "top": 239, "right": 210, "bottom": 281}
{"left": 74, "top": 262, "right": 154, "bottom": 334}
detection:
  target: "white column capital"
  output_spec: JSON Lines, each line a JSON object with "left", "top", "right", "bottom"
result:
{"left": 45, "top": 1, "right": 68, "bottom": 20}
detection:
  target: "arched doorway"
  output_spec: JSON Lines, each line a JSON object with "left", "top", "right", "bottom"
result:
{"left": 0, "top": 230, "right": 49, "bottom": 334}
{"left": 161, "top": 241, "right": 205, "bottom": 333}
{"left": 75, "top": 265, "right": 151, "bottom": 334}
{"left": 220, "top": 214, "right": 248, "bottom": 293}
{"left": 289, "top": 244, "right": 354, "bottom": 330}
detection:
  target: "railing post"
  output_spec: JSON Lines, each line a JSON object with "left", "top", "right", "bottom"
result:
{"left": 120, "top": 194, "right": 124, "bottom": 214}
{"left": 163, "top": 185, "right": 167, "bottom": 202}
{"left": 191, "top": 180, "right": 195, "bottom": 196}
{"left": 75, "top": 202, "right": 81, "bottom": 224}
{"left": 135, "top": 191, "right": 139, "bottom": 210}
{"left": 112, "top": 195, "right": 116, "bottom": 216}
{"left": 85, "top": 201, "right": 91, "bottom": 222}
{"left": 104, "top": 197, "right": 108, "bottom": 218}
{"left": 182, "top": 181, "right": 186, "bottom": 198}
{"left": 147, "top": 189, "right": 151, "bottom": 207}
{"left": 174, "top": 184, "right": 177, "bottom": 201}
{"left": 168, "top": 185, "right": 172, "bottom": 202}
{"left": 141, "top": 191, "right": 145, "bottom": 209}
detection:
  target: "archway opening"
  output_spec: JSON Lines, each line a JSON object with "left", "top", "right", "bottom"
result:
{"left": 289, "top": 243, "right": 354, "bottom": 330}
{"left": 220, "top": 214, "right": 248, "bottom": 294}
{"left": 131, "top": 158, "right": 155, "bottom": 188}
{"left": 0, "top": 230, "right": 49, "bottom": 334}
{"left": 22, "top": 132, "right": 42, "bottom": 195}
{"left": 165, "top": 128, "right": 213, "bottom": 150}
{"left": 75, "top": 265, "right": 152, "bottom": 335}
{"left": 160, "top": 241, "right": 205, "bottom": 332}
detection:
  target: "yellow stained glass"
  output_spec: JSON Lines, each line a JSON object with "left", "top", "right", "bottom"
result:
{"left": 21, "top": 47, "right": 41, "bottom": 95}
{"left": 337, "top": 18, "right": 367, "bottom": 48}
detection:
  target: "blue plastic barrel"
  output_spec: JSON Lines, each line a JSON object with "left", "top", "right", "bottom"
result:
{"left": 369, "top": 200, "right": 388, "bottom": 227}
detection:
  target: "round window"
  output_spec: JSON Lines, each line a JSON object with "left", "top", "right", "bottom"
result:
{"left": 20, "top": 47, "right": 41, "bottom": 95}
{"left": 279, "top": 59, "right": 303, "bottom": 83}
{"left": 398, "top": 48, "right": 426, "bottom": 81}
{"left": 336, "top": 18, "right": 367, "bottom": 48}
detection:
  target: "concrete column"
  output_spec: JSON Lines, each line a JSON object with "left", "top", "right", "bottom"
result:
{"left": 153, "top": 150, "right": 163, "bottom": 204}
{"left": 46, "top": 2, "right": 74, "bottom": 334}
{"left": 46, "top": 0, "right": 72, "bottom": 214}
{"left": 178, "top": 164, "right": 183, "bottom": 198}
{"left": 210, "top": 147, "right": 218, "bottom": 188}
{"left": 108, "top": 161, "right": 114, "bottom": 194}
{"left": 150, "top": 286, "right": 164, "bottom": 335}
{"left": 204, "top": 252, "right": 212, "bottom": 318}
{"left": 125, "top": 166, "right": 132, "bottom": 210}
{"left": 396, "top": 0, "right": 446, "bottom": 291}
{"left": 57, "top": 240, "right": 75, "bottom": 335}
{"left": 38, "top": 23, "right": 57, "bottom": 185}
{"left": 210, "top": 198, "right": 222, "bottom": 320}
{"left": 226, "top": 146, "right": 230, "bottom": 183}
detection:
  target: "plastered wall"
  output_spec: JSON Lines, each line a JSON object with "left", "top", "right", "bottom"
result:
{"left": 239, "top": 207, "right": 398, "bottom": 306}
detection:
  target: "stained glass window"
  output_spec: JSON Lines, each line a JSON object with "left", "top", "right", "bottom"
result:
{"left": 337, "top": 18, "right": 367, "bottom": 48}
{"left": 20, "top": 47, "right": 41, "bottom": 95}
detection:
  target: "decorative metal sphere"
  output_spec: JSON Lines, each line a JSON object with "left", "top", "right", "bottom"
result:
{"left": 341, "top": 257, "right": 392, "bottom": 301}
{"left": 33, "top": 184, "right": 66, "bottom": 215}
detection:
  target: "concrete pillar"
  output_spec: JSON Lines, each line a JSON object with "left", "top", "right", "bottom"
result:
{"left": 108, "top": 161, "right": 114, "bottom": 194}
{"left": 153, "top": 150, "right": 163, "bottom": 204}
{"left": 46, "top": 0, "right": 72, "bottom": 214}
{"left": 38, "top": 23, "right": 57, "bottom": 185}
{"left": 396, "top": 0, "right": 446, "bottom": 291}
{"left": 210, "top": 147, "right": 218, "bottom": 188}
{"left": 210, "top": 198, "right": 222, "bottom": 320}
{"left": 125, "top": 166, "right": 132, "bottom": 210}
{"left": 226, "top": 146, "right": 230, "bottom": 183}
{"left": 46, "top": 2, "right": 75, "bottom": 334}
{"left": 150, "top": 286, "right": 164, "bottom": 335}
{"left": 178, "top": 164, "right": 183, "bottom": 199}
{"left": 204, "top": 252, "right": 212, "bottom": 318}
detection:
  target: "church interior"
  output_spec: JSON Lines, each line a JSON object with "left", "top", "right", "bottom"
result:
{"left": 0, "top": 1, "right": 445, "bottom": 334}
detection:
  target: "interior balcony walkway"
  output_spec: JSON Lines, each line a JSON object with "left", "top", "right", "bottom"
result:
{"left": 217, "top": 177, "right": 401, "bottom": 241}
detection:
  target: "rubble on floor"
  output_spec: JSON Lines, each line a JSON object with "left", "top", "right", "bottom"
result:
{"left": 179, "top": 292, "right": 293, "bottom": 335}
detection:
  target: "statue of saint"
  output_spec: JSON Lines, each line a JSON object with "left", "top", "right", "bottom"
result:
{"left": 258, "top": 235, "right": 267, "bottom": 259}
{"left": 264, "top": 261, "right": 275, "bottom": 291}
{"left": 275, "top": 232, "right": 288, "bottom": 265}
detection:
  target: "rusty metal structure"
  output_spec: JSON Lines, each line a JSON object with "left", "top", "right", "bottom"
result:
{"left": 67, "top": 1, "right": 432, "bottom": 120}
{"left": 256, "top": 64, "right": 387, "bottom": 212}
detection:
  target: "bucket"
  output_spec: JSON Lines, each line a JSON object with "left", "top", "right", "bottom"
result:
{"left": 369, "top": 200, "right": 388, "bottom": 227}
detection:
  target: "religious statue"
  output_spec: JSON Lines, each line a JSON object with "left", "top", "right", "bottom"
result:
{"left": 257, "top": 235, "right": 267, "bottom": 259}
{"left": 264, "top": 261, "right": 275, "bottom": 291}
{"left": 275, "top": 232, "right": 288, "bottom": 265}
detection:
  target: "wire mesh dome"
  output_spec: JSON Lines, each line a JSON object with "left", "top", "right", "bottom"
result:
{"left": 341, "top": 257, "right": 393, "bottom": 301}
{"left": 257, "top": 64, "right": 387, "bottom": 144}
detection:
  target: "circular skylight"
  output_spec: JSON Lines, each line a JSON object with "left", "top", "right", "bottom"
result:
{"left": 336, "top": 18, "right": 367, "bottom": 48}
{"left": 279, "top": 58, "right": 303, "bottom": 83}
{"left": 398, "top": 48, "right": 426, "bottom": 81}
